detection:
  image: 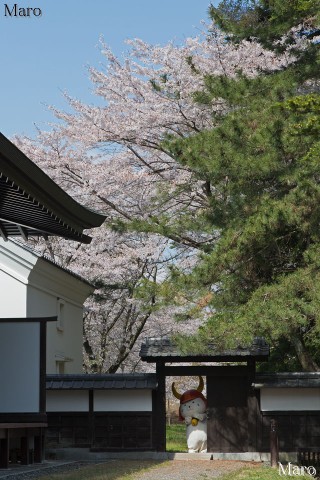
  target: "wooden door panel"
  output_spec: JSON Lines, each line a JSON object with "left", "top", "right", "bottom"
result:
{"left": 207, "top": 375, "right": 249, "bottom": 453}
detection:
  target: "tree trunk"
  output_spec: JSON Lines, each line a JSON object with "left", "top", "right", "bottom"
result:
{"left": 291, "top": 334, "right": 320, "bottom": 371}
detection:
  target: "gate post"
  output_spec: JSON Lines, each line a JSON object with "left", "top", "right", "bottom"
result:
{"left": 155, "top": 361, "right": 166, "bottom": 451}
{"left": 270, "top": 418, "right": 279, "bottom": 467}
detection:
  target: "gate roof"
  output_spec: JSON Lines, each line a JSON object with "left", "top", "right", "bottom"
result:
{"left": 140, "top": 337, "right": 269, "bottom": 363}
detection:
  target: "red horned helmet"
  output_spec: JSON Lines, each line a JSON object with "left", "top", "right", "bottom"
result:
{"left": 172, "top": 376, "right": 207, "bottom": 421}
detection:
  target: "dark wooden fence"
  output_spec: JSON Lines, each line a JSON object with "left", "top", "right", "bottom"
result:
{"left": 259, "top": 412, "right": 320, "bottom": 452}
{"left": 46, "top": 412, "right": 153, "bottom": 451}
{"left": 298, "top": 448, "right": 320, "bottom": 469}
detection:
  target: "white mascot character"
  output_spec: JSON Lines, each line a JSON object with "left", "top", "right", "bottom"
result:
{"left": 172, "top": 376, "right": 207, "bottom": 453}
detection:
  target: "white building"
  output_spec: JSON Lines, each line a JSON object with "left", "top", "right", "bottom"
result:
{"left": 0, "top": 238, "right": 94, "bottom": 374}
{"left": 0, "top": 133, "right": 105, "bottom": 467}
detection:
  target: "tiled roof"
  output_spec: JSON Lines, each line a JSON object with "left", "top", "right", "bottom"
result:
{"left": 254, "top": 372, "right": 320, "bottom": 388}
{"left": 46, "top": 373, "right": 157, "bottom": 390}
{"left": 139, "top": 337, "right": 270, "bottom": 363}
{"left": 0, "top": 133, "right": 106, "bottom": 244}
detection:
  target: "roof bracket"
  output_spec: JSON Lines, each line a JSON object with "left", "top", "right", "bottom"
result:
{"left": 0, "top": 222, "right": 8, "bottom": 241}
{"left": 17, "top": 225, "right": 28, "bottom": 241}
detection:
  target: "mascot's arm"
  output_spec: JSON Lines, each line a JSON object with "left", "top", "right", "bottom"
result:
{"left": 184, "top": 416, "right": 192, "bottom": 425}
{"left": 194, "top": 413, "right": 206, "bottom": 421}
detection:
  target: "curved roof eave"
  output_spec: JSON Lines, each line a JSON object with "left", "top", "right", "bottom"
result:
{"left": 0, "top": 133, "right": 106, "bottom": 243}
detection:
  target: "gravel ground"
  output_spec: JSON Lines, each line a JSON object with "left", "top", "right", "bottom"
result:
{"left": 130, "top": 460, "right": 259, "bottom": 480}
{"left": 0, "top": 462, "right": 95, "bottom": 480}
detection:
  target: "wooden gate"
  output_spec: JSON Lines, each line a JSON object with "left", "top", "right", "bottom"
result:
{"left": 207, "top": 366, "right": 257, "bottom": 453}
{"left": 139, "top": 337, "right": 270, "bottom": 452}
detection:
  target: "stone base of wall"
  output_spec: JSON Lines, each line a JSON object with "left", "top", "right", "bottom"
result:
{"left": 46, "top": 448, "right": 299, "bottom": 463}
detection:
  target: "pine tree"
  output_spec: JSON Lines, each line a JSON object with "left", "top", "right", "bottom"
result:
{"left": 161, "top": 3, "right": 320, "bottom": 371}
{"left": 209, "top": 0, "right": 320, "bottom": 49}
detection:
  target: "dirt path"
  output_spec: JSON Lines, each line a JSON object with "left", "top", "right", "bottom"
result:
{"left": 130, "top": 460, "right": 259, "bottom": 480}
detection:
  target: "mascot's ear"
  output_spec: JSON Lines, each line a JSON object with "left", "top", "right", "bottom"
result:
{"left": 172, "top": 382, "right": 182, "bottom": 400}
{"left": 197, "top": 376, "right": 204, "bottom": 393}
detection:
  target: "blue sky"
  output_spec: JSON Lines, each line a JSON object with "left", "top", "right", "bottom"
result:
{"left": 0, "top": 1, "right": 217, "bottom": 138}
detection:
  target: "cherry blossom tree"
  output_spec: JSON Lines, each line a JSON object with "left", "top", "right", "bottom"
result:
{"left": 14, "top": 131, "right": 192, "bottom": 373}
{"left": 13, "top": 22, "right": 297, "bottom": 372}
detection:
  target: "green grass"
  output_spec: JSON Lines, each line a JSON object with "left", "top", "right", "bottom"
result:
{"left": 166, "top": 423, "right": 187, "bottom": 452}
{"left": 219, "top": 466, "right": 314, "bottom": 480}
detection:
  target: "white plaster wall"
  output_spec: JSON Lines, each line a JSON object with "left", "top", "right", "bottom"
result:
{"left": 0, "top": 322, "right": 40, "bottom": 412}
{"left": 27, "top": 285, "right": 57, "bottom": 317}
{"left": 0, "top": 240, "right": 92, "bottom": 375}
{"left": 46, "top": 391, "right": 89, "bottom": 412}
{"left": 46, "top": 302, "right": 84, "bottom": 374}
{"left": 0, "top": 269, "right": 26, "bottom": 317}
{"left": 27, "top": 286, "right": 83, "bottom": 374}
{"left": 94, "top": 390, "right": 152, "bottom": 412}
{"left": 261, "top": 388, "right": 320, "bottom": 411}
